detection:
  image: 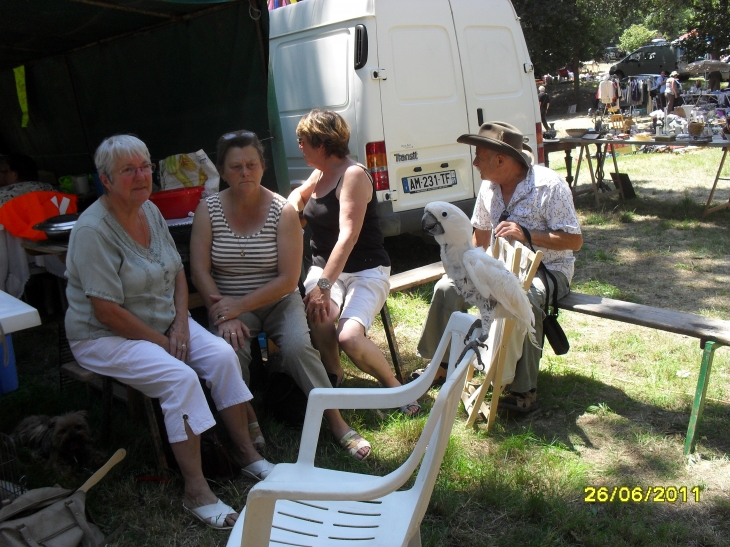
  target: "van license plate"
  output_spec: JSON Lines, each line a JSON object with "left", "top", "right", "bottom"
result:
{"left": 402, "top": 170, "right": 457, "bottom": 194}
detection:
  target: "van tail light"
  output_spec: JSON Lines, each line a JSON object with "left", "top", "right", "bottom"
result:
{"left": 535, "top": 123, "right": 545, "bottom": 165}
{"left": 366, "top": 141, "right": 390, "bottom": 191}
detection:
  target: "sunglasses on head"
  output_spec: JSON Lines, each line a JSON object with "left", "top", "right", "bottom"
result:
{"left": 221, "top": 130, "right": 256, "bottom": 140}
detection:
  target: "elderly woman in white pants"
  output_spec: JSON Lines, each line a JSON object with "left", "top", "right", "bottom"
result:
{"left": 65, "top": 135, "right": 273, "bottom": 531}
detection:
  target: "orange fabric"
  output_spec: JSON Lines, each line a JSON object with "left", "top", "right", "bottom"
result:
{"left": 0, "top": 191, "right": 78, "bottom": 240}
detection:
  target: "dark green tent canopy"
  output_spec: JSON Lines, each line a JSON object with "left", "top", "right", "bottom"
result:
{"left": 0, "top": 0, "right": 289, "bottom": 193}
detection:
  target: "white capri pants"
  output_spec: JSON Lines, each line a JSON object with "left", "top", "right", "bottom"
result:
{"left": 69, "top": 317, "right": 251, "bottom": 443}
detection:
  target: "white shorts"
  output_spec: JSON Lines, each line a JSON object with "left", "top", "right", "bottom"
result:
{"left": 69, "top": 318, "right": 251, "bottom": 443}
{"left": 304, "top": 265, "right": 391, "bottom": 332}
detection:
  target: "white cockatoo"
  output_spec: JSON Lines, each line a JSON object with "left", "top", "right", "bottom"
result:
{"left": 422, "top": 201, "right": 538, "bottom": 347}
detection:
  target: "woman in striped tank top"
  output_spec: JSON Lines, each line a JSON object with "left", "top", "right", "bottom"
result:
{"left": 190, "top": 130, "right": 370, "bottom": 461}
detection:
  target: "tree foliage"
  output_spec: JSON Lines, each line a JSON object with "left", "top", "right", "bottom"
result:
{"left": 513, "top": 0, "right": 608, "bottom": 74}
{"left": 684, "top": 0, "right": 730, "bottom": 58}
{"left": 641, "top": 1, "right": 691, "bottom": 40}
{"left": 619, "top": 24, "right": 658, "bottom": 52}
{"left": 512, "top": 0, "right": 728, "bottom": 107}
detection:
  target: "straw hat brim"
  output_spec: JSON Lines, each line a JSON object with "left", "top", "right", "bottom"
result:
{"left": 456, "top": 134, "right": 532, "bottom": 168}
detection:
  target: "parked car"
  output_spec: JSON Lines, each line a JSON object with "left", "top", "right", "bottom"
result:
{"left": 269, "top": 0, "right": 542, "bottom": 237}
{"left": 604, "top": 47, "right": 624, "bottom": 62}
{"left": 610, "top": 44, "right": 681, "bottom": 79}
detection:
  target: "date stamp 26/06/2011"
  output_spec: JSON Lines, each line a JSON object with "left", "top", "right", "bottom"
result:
{"left": 584, "top": 486, "right": 702, "bottom": 503}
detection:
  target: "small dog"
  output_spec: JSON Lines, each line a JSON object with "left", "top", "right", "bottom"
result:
{"left": 12, "top": 411, "right": 92, "bottom": 468}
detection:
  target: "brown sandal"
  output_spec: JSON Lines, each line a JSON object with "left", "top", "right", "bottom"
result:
{"left": 408, "top": 362, "right": 447, "bottom": 387}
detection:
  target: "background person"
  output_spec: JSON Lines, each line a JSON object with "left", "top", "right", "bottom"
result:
{"left": 65, "top": 135, "right": 272, "bottom": 530}
{"left": 657, "top": 71, "right": 667, "bottom": 109}
{"left": 190, "top": 130, "right": 370, "bottom": 460}
{"left": 287, "top": 109, "right": 420, "bottom": 417}
{"left": 417, "top": 122, "right": 582, "bottom": 413}
{"left": 0, "top": 154, "right": 52, "bottom": 206}
{"left": 538, "top": 85, "right": 550, "bottom": 131}
{"left": 665, "top": 71, "right": 680, "bottom": 112}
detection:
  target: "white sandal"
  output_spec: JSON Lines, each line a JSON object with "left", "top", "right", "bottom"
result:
{"left": 338, "top": 429, "right": 371, "bottom": 461}
{"left": 183, "top": 499, "right": 236, "bottom": 530}
{"left": 241, "top": 458, "right": 275, "bottom": 481}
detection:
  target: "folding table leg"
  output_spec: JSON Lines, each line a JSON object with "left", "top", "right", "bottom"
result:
{"left": 609, "top": 143, "right": 624, "bottom": 199}
{"left": 702, "top": 148, "right": 729, "bottom": 218}
{"left": 585, "top": 146, "right": 600, "bottom": 207}
{"left": 571, "top": 145, "right": 585, "bottom": 195}
{"left": 684, "top": 340, "right": 721, "bottom": 455}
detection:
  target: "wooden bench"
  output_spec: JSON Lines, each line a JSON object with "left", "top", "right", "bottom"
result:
{"left": 377, "top": 261, "right": 729, "bottom": 455}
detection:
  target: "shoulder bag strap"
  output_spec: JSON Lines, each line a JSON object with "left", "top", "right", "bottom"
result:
{"left": 517, "top": 225, "right": 559, "bottom": 316}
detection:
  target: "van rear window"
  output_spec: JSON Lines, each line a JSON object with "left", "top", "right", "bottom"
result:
{"left": 463, "top": 27, "right": 521, "bottom": 95}
{"left": 273, "top": 32, "right": 349, "bottom": 112}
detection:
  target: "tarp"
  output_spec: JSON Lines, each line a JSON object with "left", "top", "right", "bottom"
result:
{"left": 0, "top": 0, "right": 289, "bottom": 195}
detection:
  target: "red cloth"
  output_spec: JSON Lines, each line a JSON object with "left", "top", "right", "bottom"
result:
{"left": 0, "top": 191, "right": 78, "bottom": 240}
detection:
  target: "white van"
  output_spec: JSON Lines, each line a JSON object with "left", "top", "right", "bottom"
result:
{"left": 270, "top": 0, "right": 542, "bottom": 237}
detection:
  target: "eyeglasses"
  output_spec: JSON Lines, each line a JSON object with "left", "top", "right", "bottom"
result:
{"left": 118, "top": 163, "right": 155, "bottom": 178}
{"left": 498, "top": 210, "right": 510, "bottom": 223}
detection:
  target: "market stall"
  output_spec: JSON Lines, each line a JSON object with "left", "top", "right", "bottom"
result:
{"left": 0, "top": 0, "right": 288, "bottom": 195}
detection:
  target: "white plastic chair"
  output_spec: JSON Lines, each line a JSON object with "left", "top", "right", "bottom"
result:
{"left": 226, "top": 312, "right": 482, "bottom": 547}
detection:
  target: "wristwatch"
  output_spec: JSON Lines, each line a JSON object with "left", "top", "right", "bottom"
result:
{"left": 317, "top": 277, "right": 332, "bottom": 291}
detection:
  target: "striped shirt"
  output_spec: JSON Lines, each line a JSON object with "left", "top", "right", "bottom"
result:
{"left": 207, "top": 192, "right": 286, "bottom": 296}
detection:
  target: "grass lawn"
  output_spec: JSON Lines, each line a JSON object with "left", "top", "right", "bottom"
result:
{"left": 2, "top": 142, "right": 730, "bottom": 545}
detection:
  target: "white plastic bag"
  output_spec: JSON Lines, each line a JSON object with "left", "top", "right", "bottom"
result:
{"left": 159, "top": 150, "right": 220, "bottom": 196}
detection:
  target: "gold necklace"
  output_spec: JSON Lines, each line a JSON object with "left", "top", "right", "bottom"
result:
{"left": 235, "top": 231, "right": 257, "bottom": 257}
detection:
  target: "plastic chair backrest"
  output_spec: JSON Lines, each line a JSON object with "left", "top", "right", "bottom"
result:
{"left": 402, "top": 312, "right": 481, "bottom": 536}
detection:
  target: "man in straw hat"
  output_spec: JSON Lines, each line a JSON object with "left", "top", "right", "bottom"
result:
{"left": 416, "top": 122, "right": 582, "bottom": 412}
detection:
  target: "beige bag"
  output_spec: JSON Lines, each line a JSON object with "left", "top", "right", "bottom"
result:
{"left": 0, "top": 450, "right": 125, "bottom": 547}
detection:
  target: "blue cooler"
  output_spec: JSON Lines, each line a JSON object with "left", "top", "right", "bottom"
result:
{"left": 0, "top": 334, "right": 19, "bottom": 395}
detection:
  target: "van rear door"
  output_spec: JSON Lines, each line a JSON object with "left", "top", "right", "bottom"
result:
{"left": 374, "top": 0, "right": 473, "bottom": 214}
{"left": 449, "top": 0, "right": 540, "bottom": 191}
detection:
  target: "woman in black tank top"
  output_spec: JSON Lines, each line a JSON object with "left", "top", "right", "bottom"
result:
{"left": 288, "top": 110, "right": 420, "bottom": 418}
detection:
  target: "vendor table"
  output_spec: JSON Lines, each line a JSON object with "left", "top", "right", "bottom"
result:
{"left": 681, "top": 92, "right": 725, "bottom": 108}
{"left": 546, "top": 137, "right": 730, "bottom": 214}
{"left": 20, "top": 239, "right": 68, "bottom": 261}
{"left": 546, "top": 137, "right": 625, "bottom": 207}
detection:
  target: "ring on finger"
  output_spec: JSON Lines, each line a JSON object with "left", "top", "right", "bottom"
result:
{"left": 181, "top": 343, "right": 187, "bottom": 348}
{"left": 225, "top": 330, "right": 230, "bottom": 335}
{"left": 231, "top": 332, "right": 237, "bottom": 337}
{"left": 217, "top": 314, "right": 224, "bottom": 320}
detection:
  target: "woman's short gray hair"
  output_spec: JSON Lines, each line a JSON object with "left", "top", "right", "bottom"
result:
{"left": 94, "top": 135, "right": 150, "bottom": 179}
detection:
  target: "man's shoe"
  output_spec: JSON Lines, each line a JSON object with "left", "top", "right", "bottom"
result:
{"left": 498, "top": 389, "right": 540, "bottom": 413}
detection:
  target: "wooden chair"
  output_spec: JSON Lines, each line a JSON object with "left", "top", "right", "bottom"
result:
{"left": 226, "top": 312, "right": 482, "bottom": 547}
{"left": 610, "top": 113, "right": 625, "bottom": 131}
{"left": 461, "top": 238, "right": 542, "bottom": 429}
